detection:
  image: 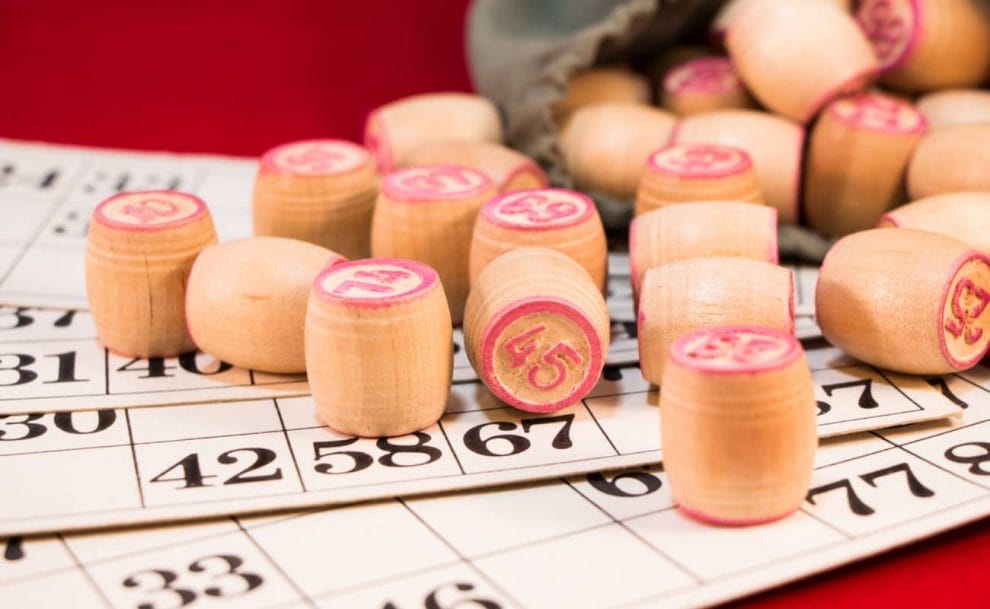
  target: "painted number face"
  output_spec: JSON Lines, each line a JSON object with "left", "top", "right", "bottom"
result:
{"left": 319, "top": 262, "right": 432, "bottom": 303}
{"left": 267, "top": 140, "right": 367, "bottom": 175}
{"left": 833, "top": 94, "right": 923, "bottom": 133}
{"left": 97, "top": 192, "right": 203, "bottom": 228}
{"left": 489, "top": 191, "right": 589, "bottom": 228}
{"left": 486, "top": 304, "right": 601, "bottom": 411}
{"left": 504, "top": 324, "right": 583, "bottom": 390}
{"left": 388, "top": 166, "right": 489, "bottom": 198}
{"left": 857, "top": 0, "right": 914, "bottom": 68}
{"left": 945, "top": 278, "right": 990, "bottom": 345}
{"left": 665, "top": 57, "right": 736, "bottom": 95}
{"left": 677, "top": 328, "right": 795, "bottom": 371}
{"left": 651, "top": 144, "right": 747, "bottom": 178}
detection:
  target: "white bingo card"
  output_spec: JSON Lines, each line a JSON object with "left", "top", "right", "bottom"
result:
{"left": 3, "top": 381, "right": 990, "bottom": 609}
{"left": 0, "top": 336, "right": 967, "bottom": 536}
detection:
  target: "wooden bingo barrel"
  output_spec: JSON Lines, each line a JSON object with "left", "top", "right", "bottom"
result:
{"left": 559, "top": 103, "right": 677, "bottom": 200}
{"left": 660, "top": 56, "right": 753, "bottom": 116}
{"left": 674, "top": 110, "right": 804, "bottom": 224}
{"left": 630, "top": 202, "right": 778, "bottom": 304}
{"left": 804, "top": 92, "right": 927, "bottom": 237}
{"left": 305, "top": 258, "right": 452, "bottom": 437}
{"left": 553, "top": 67, "right": 651, "bottom": 128}
{"left": 463, "top": 248, "right": 609, "bottom": 413}
{"left": 186, "top": 237, "right": 345, "bottom": 373}
{"left": 86, "top": 190, "right": 217, "bottom": 358}
{"left": 726, "top": 0, "right": 877, "bottom": 123}
{"left": 470, "top": 188, "right": 607, "bottom": 290}
{"left": 363, "top": 92, "right": 502, "bottom": 172}
{"left": 712, "top": 0, "right": 854, "bottom": 44}
{"left": 404, "top": 140, "right": 548, "bottom": 193}
{"left": 661, "top": 325, "right": 817, "bottom": 525}
{"left": 907, "top": 124, "right": 990, "bottom": 200}
{"left": 817, "top": 228, "right": 990, "bottom": 374}
{"left": 371, "top": 164, "right": 497, "bottom": 324}
{"left": 253, "top": 139, "right": 377, "bottom": 259}
{"left": 638, "top": 257, "right": 794, "bottom": 385}
{"left": 857, "top": 0, "right": 990, "bottom": 92}
{"left": 634, "top": 143, "right": 764, "bottom": 216}
{"left": 917, "top": 89, "right": 990, "bottom": 131}
{"left": 879, "top": 192, "right": 990, "bottom": 254}
{"left": 645, "top": 45, "right": 710, "bottom": 87}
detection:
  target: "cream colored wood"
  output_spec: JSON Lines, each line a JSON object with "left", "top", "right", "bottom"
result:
{"left": 405, "top": 140, "right": 547, "bottom": 193}
{"left": 305, "top": 258, "right": 452, "bottom": 437}
{"left": 630, "top": 202, "right": 778, "bottom": 304}
{"left": 469, "top": 188, "right": 607, "bottom": 290}
{"left": 252, "top": 139, "right": 378, "bottom": 259}
{"left": 363, "top": 92, "right": 502, "bottom": 172}
{"left": 674, "top": 109, "right": 804, "bottom": 224}
{"left": 638, "top": 257, "right": 793, "bottom": 385}
{"left": 816, "top": 228, "right": 990, "bottom": 374}
{"left": 370, "top": 164, "right": 497, "bottom": 324}
{"left": 86, "top": 191, "right": 217, "bottom": 358}
{"left": 186, "top": 237, "right": 344, "bottom": 374}
{"left": 661, "top": 326, "right": 817, "bottom": 525}
{"left": 804, "top": 92, "right": 926, "bottom": 237}
{"left": 463, "top": 248, "right": 609, "bottom": 413}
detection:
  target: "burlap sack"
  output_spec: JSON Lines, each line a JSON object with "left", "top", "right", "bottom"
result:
{"left": 466, "top": 0, "right": 831, "bottom": 262}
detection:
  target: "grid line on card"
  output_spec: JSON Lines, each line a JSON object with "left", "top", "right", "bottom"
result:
{"left": 396, "top": 498, "right": 531, "bottom": 609}
{"left": 273, "top": 399, "right": 309, "bottom": 492}
{"left": 581, "top": 401, "right": 621, "bottom": 456}
{"left": 872, "top": 368, "right": 924, "bottom": 412}
{"left": 57, "top": 534, "right": 113, "bottom": 609}
{"left": 796, "top": 506, "right": 855, "bottom": 540}
{"left": 561, "top": 478, "right": 704, "bottom": 585}
{"left": 954, "top": 372, "right": 990, "bottom": 395}
{"left": 887, "top": 436, "right": 990, "bottom": 493}
{"left": 232, "top": 515, "right": 317, "bottom": 609}
{"left": 103, "top": 348, "right": 109, "bottom": 395}
{"left": 437, "top": 419, "right": 467, "bottom": 475}
{"left": 0, "top": 162, "right": 89, "bottom": 290}
{"left": 123, "top": 408, "right": 146, "bottom": 508}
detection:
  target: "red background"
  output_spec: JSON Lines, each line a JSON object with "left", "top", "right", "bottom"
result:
{"left": 1, "top": 1, "right": 987, "bottom": 605}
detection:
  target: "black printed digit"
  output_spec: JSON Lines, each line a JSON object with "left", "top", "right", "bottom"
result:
{"left": 806, "top": 478, "right": 874, "bottom": 515}
{"left": 312, "top": 438, "right": 374, "bottom": 474}
{"left": 463, "top": 422, "right": 530, "bottom": 457}
{"left": 0, "top": 353, "right": 38, "bottom": 386}
{"left": 117, "top": 357, "right": 175, "bottom": 379}
{"left": 0, "top": 414, "right": 46, "bottom": 441}
{"left": 926, "top": 377, "right": 969, "bottom": 409}
{"left": 0, "top": 307, "right": 33, "bottom": 330}
{"left": 52, "top": 410, "right": 117, "bottom": 434}
{"left": 218, "top": 448, "right": 283, "bottom": 484}
{"left": 587, "top": 470, "right": 662, "bottom": 498}
{"left": 178, "top": 352, "right": 232, "bottom": 375}
{"left": 122, "top": 568, "right": 196, "bottom": 609}
{"left": 150, "top": 449, "right": 283, "bottom": 488}
{"left": 424, "top": 582, "right": 503, "bottom": 609}
{"left": 377, "top": 432, "right": 443, "bottom": 467}
{"left": 860, "top": 462, "right": 934, "bottom": 498}
{"left": 806, "top": 462, "right": 934, "bottom": 516}
{"left": 3, "top": 537, "right": 24, "bottom": 561}
{"left": 187, "top": 554, "right": 263, "bottom": 597}
{"left": 520, "top": 414, "right": 574, "bottom": 449}
{"left": 52, "top": 310, "right": 77, "bottom": 328}
{"left": 820, "top": 378, "right": 879, "bottom": 409}
{"left": 944, "top": 442, "right": 990, "bottom": 475}
{"left": 43, "top": 351, "right": 89, "bottom": 384}
{"left": 150, "top": 454, "right": 217, "bottom": 489}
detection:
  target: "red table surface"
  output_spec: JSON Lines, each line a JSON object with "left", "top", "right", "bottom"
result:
{"left": 1, "top": 1, "right": 986, "bottom": 606}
